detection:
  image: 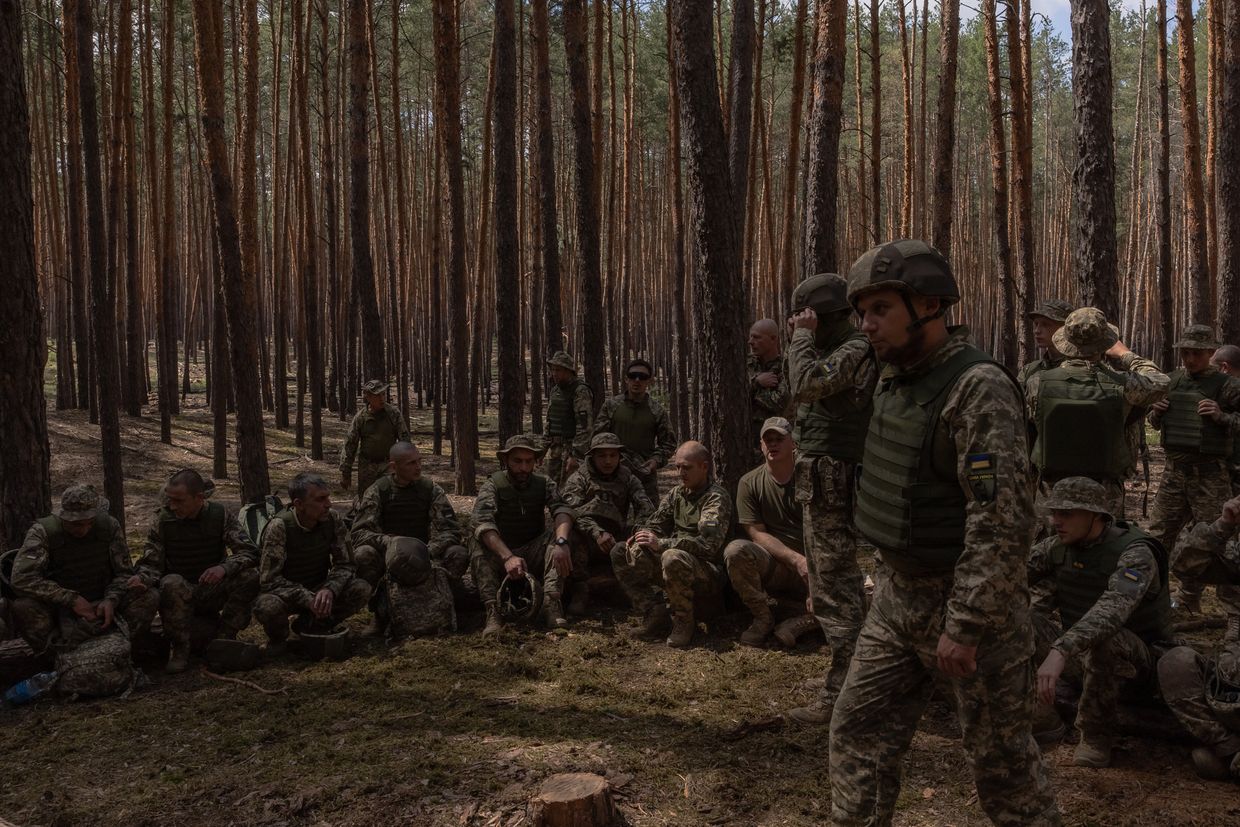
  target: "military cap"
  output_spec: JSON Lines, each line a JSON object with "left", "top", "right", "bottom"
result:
{"left": 1027, "top": 299, "right": 1074, "bottom": 323}
{"left": 496, "top": 433, "right": 547, "bottom": 462}
{"left": 1042, "top": 476, "right": 1112, "bottom": 516}
{"left": 586, "top": 432, "right": 625, "bottom": 454}
{"left": 361, "top": 379, "right": 389, "bottom": 395}
{"left": 1173, "top": 324, "right": 1222, "bottom": 351}
{"left": 846, "top": 239, "right": 959, "bottom": 307}
{"left": 545, "top": 351, "right": 578, "bottom": 373}
{"left": 1052, "top": 307, "right": 1117, "bottom": 360}
{"left": 792, "top": 273, "right": 851, "bottom": 316}
{"left": 55, "top": 484, "right": 105, "bottom": 522}
{"left": 760, "top": 416, "right": 793, "bottom": 437}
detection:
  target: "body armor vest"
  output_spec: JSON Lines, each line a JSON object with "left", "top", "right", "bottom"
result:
{"left": 158, "top": 501, "right": 228, "bottom": 582}
{"left": 1162, "top": 370, "right": 1233, "bottom": 457}
{"left": 375, "top": 475, "right": 434, "bottom": 541}
{"left": 855, "top": 345, "right": 1006, "bottom": 576}
{"left": 1052, "top": 522, "right": 1171, "bottom": 642}
{"left": 576, "top": 464, "right": 636, "bottom": 535}
{"left": 490, "top": 472, "right": 548, "bottom": 547}
{"left": 1033, "top": 363, "right": 1132, "bottom": 479}
{"left": 795, "top": 330, "right": 874, "bottom": 462}
{"left": 275, "top": 509, "right": 334, "bottom": 589}
{"left": 546, "top": 381, "right": 587, "bottom": 438}
{"left": 39, "top": 515, "right": 115, "bottom": 601}
{"left": 610, "top": 398, "right": 658, "bottom": 459}
{"left": 360, "top": 410, "right": 399, "bottom": 462}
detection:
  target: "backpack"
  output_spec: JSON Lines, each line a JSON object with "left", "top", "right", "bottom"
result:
{"left": 54, "top": 628, "right": 137, "bottom": 698}
{"left": 238, "top": 495, "right": 284, "bottom": 545}
{"left": 385, "top": 566, "right": 456, "bottom": 640}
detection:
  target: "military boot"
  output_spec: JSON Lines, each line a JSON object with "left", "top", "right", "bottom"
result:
{"left": 1225, "top": 614, "right": 1239, "bottom": 643}
{"left": 773, "top": 614, "right": 819, "bottom": 648}
{"left": 1173, "top": 586, "right": 1203, "bottom": 614}
{"left": 567, "top": 584, "right": 589, "bottom": 618}
{"left": 543, "top": 595, "right": 568, "bottom": 630}
{"left": 1073, "top": 735, "right": 1113, "bottom": 768}
{"left": 360, "top": 613, "right": 388, "bottom": 638}
{"left": 638, "top": 602, "right": 670, "bottom": 639}
{"left": 785, "top": 699, "right": 833, "bottom": 726}
{"left": 166, "top": 639, "right": 191, "bottom": 674}
{"left": 1191, "top": 748, "right": 1233, "bottom": 781}
{"left": 739, "top": 611, "right": 774, "bottom": 648}
{"left": 1032, "top": 703, "right": 1066, "bottom": 746}
{"left": 666, "top": 611, "right": 695, "bottom": 648}
{"left": 482, "top": 604, "right": 504, "bottom": 637}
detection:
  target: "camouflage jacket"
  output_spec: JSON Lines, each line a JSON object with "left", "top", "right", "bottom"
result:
{"left": 786, "top": 327, "right": 876, "bottom": 413}
{"left": 134, "top": 505, "right": 259, "bottom": 588}
{"left": 350, "top": 476, "right": 463, "bottom": 556}
{"left": 640, "top": 481, "right": 732, "bottom": 564}
{"left": 12, "top": 516, "right": 134, "bottom": 607}
{"left": 560, "top": 462, "right": 654, "bottom": 540}
{"left": 747, "top": 353, "right": 789, "bottom": 422}
{"left": 470, "top": 473, "right": 574, "bottom": 542}
{"left": 594, "top": 393, "right": 678, "bottom": 468}
{"left": 1025, "top": 353, "right": 1169, "bottom": 423}
{"left": 1180, "top": 517, "right": 1240, "bottom": 584}
{"left": 338, "top": 403, "right": 411, "bottom": 472}
{"left": 259, "top": 511, "right": 355, "bottom": 604}
{"left": 1027, "top": 527, "right": 1161, "bottom": 659}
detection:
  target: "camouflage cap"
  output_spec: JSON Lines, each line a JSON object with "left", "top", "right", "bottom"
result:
{"left": 1042, "top": 476, "right": 1112, "bottom": 516}
{"left": 496, "top": 433, "right": 547, "bottom": 462}
{"left": 1051, "top": 307, "right": 1117, "bottom": 360}
{"left": 760, "top": 416, "right": 793, "bottom": 437}
{"left": 587, "top": 432, "right": 625, "bottom": 454}
{"left": 55, "top": 483, "right": 104, "bottom": 522}
{"left": 361, "top": 379, "right": 389, "bottom": 396}
{"left": 1027, "top": 298, "right": 1074, "bottom": 323}
{"left": 1173, "top": 324, "right": 1222, "bottom": 351}
{"left": 545, "top": 351, "right": 578, "bottom": 373}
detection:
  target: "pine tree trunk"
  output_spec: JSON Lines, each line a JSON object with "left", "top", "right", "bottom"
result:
{"left": 1156, "top": 0, "right": 1174, "bottom": 363}
{"left": 531, "top": 0, "right": 562, "bottom": 357}
{"left": 727, "top": 0, "right": 754, "bottom": 237}
{"left": 982, "top": 0, "right": 1015, "bottom": 367}
{"left": 868, "top": 0, "right": 883, "bottom": 240}
{"left": 805, "top": 0, "right": 847, "bottom": 275}
{"left": 494, "top": 0, "right": 523, "bottom": 442}
{"left": 63, "top": 0, "right": 91, "bottom": 414}
{"left": 293, "top": 0, "right": 323, "bottom": 458}
{"left": 1006, "top": 0, "right": 1035, "bottom": 361}
{"left": 1176, "top": 0, "right": 1213, "bottom": 326}
{"left": 1218, "top": 0, "right": 1240, "bottom": 343}
{"left": 347, "top": 0, "right": 384, "bottom": 382}
{"left": 777, "top": 0, "right": 808, "bottom": 287}
{"left": 667, "top": 1, "right": 690, "bottom": 441}
{"left": 931, "top": 0, "right": 959, "bottom": 254}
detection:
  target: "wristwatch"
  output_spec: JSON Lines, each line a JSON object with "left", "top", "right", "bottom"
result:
{"left": 554, "top": 537, "right": 569, "bottom": 547}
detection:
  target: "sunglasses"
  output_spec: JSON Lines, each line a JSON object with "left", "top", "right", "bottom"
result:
{"left": 626, "top": 372, "right": 651, "bottom": 381}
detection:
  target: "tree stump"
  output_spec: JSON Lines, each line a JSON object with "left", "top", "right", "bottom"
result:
{"left": 527, "top": 773, "right": 620, "bottom": 827}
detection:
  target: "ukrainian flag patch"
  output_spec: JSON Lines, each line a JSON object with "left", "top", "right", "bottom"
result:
{"left": 966, "top": 453, "right": 994, "bottom": 471}
{"left": 965, "top": 453, "right": 997, "bottom": 503}
{"left": 1122, "top": 568, "right": 1142, "bottom": 582}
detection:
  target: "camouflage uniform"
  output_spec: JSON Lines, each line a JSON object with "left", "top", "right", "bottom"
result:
{"left": 544, "top": 352, "right": 595, "bottom": 488}
{"left": 1016, "top": 298, "right": 1074, "bottom": 397}
{"left": 10, "top": 485, "right": 159, "bottom": 654}
{"left": 1027, "top": 477, "right": 1170, "bottom": 741}
{"left": 747, "top": 352, "right": 789, "bottom": 446}
{"left": 339, "top": 386, "right": 411, "bottom": 501}
{"left": 132, "top": 501, "right": 261, "bottom": 646}
{"left": 253, "top": 509, "right": 371, "bottom": 642}
{"left": 611, "top": 482, "right": 731, "bottom": 620}
{"left": 350, "top": 473, "right": 467, "bottom": 588}
{"left": 594, "top": 393, "right": 677, "bottom": 503}
{"left": 560, "top": 433, "right": 655, "bottom": 564}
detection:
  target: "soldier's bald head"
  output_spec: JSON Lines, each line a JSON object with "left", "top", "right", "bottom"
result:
{"left": 748, "top": 319, "right": 781, "bottom": 360}
{"left": 1212, "top": 344, "right": 1240, "bottom": 375}
{"left": 389, "top": 441, "right": 420, "bottom": 461}
{"left": 750, "top": 319, "right": 779, "bottom": 337}
{"left": 675, "top": 441, "right": 711, "bottom": 464}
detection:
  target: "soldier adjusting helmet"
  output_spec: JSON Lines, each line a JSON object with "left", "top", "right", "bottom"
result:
{"left": 792, "top": 273, "right": 851, "bottom": 316}
{"left": 1052, "top": 307, "right": 1117, "bottom": 360}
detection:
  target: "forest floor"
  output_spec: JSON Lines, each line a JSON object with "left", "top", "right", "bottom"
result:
{"left": 3, "top": 379, "right": 1240, "bottom": 826}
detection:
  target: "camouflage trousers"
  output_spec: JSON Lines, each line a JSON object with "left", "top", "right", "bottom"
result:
{"left": 1031, "top": 610, "right": 1154, "bottom": 738}
{"left": 722, "top": 539, "right": 807, "bottom": 620}
{"left": 251, "top": 578, "right": 372, "bottom": 643}
{"left": 829, "top": 566, "right": 1059, "bottom": 827}
{"left": 610, "top": 542, "right": 723, "bottom": 616}
{"left": 1148, "top": 459, "right": 1240, "bottom": 614}
{"left": 354, "top": 458, "right": 390, "bottom": 503}
{"left": 1158, "top": 644, "right": 1240, "bottom": 762}
{"left": 544, "top": 440, "right": 578, "bottom": 489}
{"left": 796, "top": 455, "right": 865, "bottom": 709}
{"left": 10, "top": 589, "right": 160, "bottom": 654}
{"left": 135, "top": 570, "right": 261, "bottom": 645}
{"left": 471, "top": 531, "right": 585, "bottom": 606}
{"left": 354, "top": 538, "right": 469, "bottom": 589}
{"left": 623, "top": 458, "right": 661, "bottom": 504}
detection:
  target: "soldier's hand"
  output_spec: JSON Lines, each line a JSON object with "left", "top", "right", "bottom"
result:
{"left": 1036, "top": 649, "right": 1068, "bottom": 706}
{"left": 756, "top": 371, "right": 779, "bottom": 389}
{"left": 550, "top": 546, "right": 572, "bottom": 578}
{"left": 503, "top": 555, "right": 527, "bottom": 580}
{"left": 311, "top": 588, "right": 334, "bottom": 619}
{"left": 642, "top": 458, "right": 660, "bottom": 475}
{"left": 794, "top": 555, "right": 809, "bottom": 582}
{"left": 1105, "top": 339, "right": 1131, "bottom": 359}
{"left": 71, "top": 596, "right": 96, "bottom": 621}
{"left": 791, "top": 308, "right": 818, "bottom": 331}
{"left": 1152, "top": 398, "right": 1171, "bottom": 413}
{"left": 634, "top": 530, "right": 660, "bottom": 553}
{"left": 935, "top": 633, "right": 977, "bottom": 677}
{"left": 1221, "top": 496, "right": 1240, "bottom": 526}
{"left": 340, "top": 472, "right": 351, "bottom": 491}
{"left": 597, "top": 532, "right": 616, "bottom": 553}
{"left": 95, "top": 599, "right": 115, "bottom": 629}
{"left": 1197, "top": 399, "right": 1223, "bottom": 421}
{"left": 566, "top": 457, "right": 579, "bottom": 475}
{"left": 199, "top": 565, "right": 226, "bottom": 586}
{"left": 126, "top": 574, "right": 147, "bottom": 593}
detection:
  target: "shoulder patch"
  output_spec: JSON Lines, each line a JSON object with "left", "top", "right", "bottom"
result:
{"left": 965, "top": 453, "right": 997, "bottom": 503}
{"left": 1121, "top": 567, "right": 1143, "bottom": 583}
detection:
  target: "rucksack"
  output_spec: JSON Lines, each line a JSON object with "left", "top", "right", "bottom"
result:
{"left": 385, "top": 566, "right": 456, "bottom": 640}
{"left": 238, "top": 494, "right": 284, "bottom": 545}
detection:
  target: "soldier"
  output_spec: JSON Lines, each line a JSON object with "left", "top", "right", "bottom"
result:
{"left": 782, "top": 272, "right": 877, "bottom": 725}
{"left": 560, "top": 432, "right": 655, "bottom": 616}
{"left": 10, "top": 484, "right": 159, "bottom": 654}
{"left": 723, "top": 417, "right": 809, "bottom": 648}
{"left": 128, "top": 469, "right": 260, "bottom": 673}
{"left": 543, "top": 351, "right": 594, "bottom": 488}
{"left": 252, "top": 473, "right": 372, "bottom": 653}
{"left": 611, "top": 441, "right": 731, "bottom": 649}
{"left": 747, "top": 319, "right": 789, "bottom": 447}
{"left": 1212, "top": 345, "right": 1240, "bottom": 493}
{"left": 1017, "top": 298, "right": 1074, "bottom": 394}
{"left": 1025, "top": 307, "right": 1168, "bottom": 517}
{"left": 472, "top": 435, "right": 577, "bottom": 634}
{"left": 829, "top": 240, "right": 1059, "bottom": 825}
{"left": 594, "top": 358, "right": 677, "bottom": 503}
{"left": 339, "top": 379, "right": 411, "bottom": 501}
{"left": 1148, "top": 325, "right": 1240, "bottom": 614}
{"left": 1157, "top": 492, "right": 1240, "bottom": 780}
{"left": 1027, "top": 477, "right": 1171, "bottom": 768}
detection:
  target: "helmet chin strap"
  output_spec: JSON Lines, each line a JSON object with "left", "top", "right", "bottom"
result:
{"left": 901, "top": 292, "right": 946, "bottom": 333}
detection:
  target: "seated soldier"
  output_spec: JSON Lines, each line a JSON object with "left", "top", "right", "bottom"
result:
{"left": 724, "top": 417, "right": 810, "bottom": 648}
{"left": 560, "top": 432, "right": 655, "bottom": 616}
{"left": 1028, "top": 476, "right": 1172, "bottom": 768}
{"left": 611, "top": 441, "right": 731, "bottom": 649}
{"left": 253, "top": 473, "right": 371, "bottom": 654}
{"left": 351, "top": 442, "right": 467, "bottom": 634}
{"left": 471, "top": 435, "right": 577, "bottom": 634}
{"left": 129, "top": 469, "right": 260, "bottom": 673}
{"left": 1158, "top": 492, "right": 1240, "bottom": 781}
{"left": 10, "top": 484, "right": 158, "bottom": 654}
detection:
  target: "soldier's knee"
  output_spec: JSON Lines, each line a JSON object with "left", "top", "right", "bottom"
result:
{"left": 159, "top": 573, "right": 193, "bottom": 601}
{"left": 252, "top": 594, "right": 286, "bottom": 622}
{"left": 660, "top": 548, "right": 694, "bottom": 576}
{"left": 439, "top": 544, "right": 469, "bottom": 578}
{"left": 723, "top": 540, "right": 756, "bottom": 569}
{"left": 231, "top": 567, "right": 261, "bottom": 598}
{"left": 609, "top": 543, "right": 629, "bottom": 570}
{"left": 341, "top": 578, "right": 373, "bottom": 609}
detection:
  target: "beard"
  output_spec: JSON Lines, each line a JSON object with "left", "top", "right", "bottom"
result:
{"left": 875, "top": 324, "right": 928, "bottom": 367}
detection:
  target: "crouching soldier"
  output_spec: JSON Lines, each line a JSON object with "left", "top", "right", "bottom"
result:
{"left": 10, "top": 484, "right": 159, "bottom": 656}
{"left": 129, "top": 469, "right": 260, "bottom": 672}
{"left": 253, "top": 473, "right": 371, "bottom": 654}
{"left": 560, "top": 432, "right": 655, "bottom": 616}
{"left": 612, "top": 441, "right": 731, "bottom": 648}
{"left": 1028, "top": 476, "right": 1172, "bottom": 768}
{"left": 351, "top": 442, "right": 466, "bottom": 634}
{"left": 472, "top": 435, "right": 578, "bottom": 634}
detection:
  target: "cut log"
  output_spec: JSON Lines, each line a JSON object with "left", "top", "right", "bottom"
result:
{"left": 528, "top": 773, "right": 620, "bottom": 827}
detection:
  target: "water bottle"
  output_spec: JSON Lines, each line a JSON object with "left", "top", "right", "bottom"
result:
{"left": 3, "top": 671, "right": 58, "bottom": 706}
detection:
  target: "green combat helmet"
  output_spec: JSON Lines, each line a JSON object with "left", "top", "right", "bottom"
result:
{"left": 846, "top": 239, "right": 959, "bottom": 332}
{"left": 791, "top": 273, "right": 850, "bottom": 316}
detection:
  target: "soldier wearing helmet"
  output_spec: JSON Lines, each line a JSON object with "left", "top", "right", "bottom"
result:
{"left": 780, "top": 272, "right": 877, "bottom": 723}
{"left": 1027, "top": 476, "right": 1171, "bottom": 769}
{"left": 828, "top": 240, "right": 1059, "bottom": 825}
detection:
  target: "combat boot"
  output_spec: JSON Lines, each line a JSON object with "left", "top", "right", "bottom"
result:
{"left": 785, "top": 699, "right": 832, "bottom": 726}
{"left": 166, "top": 639, "right": 191, "bottom": 674}
{"left": 666, "top": 611, "right": 695, "bottom": 648}
{"left": 739, "top": 612, "right": 774, "bottom": 648}
{"left": 1073, "top": 735, "right": 1113, "bottom": 768}
{"left": 637, "top": 602, "right": 670, "bottom": 639}
{"left": 360, "top": 613, "right": 388, "bottom": 638}
{"left": 543, "top": 595, "right": 568, "bottom": 630}
{"left": 1173, "top": 587, "right": 1202, "bottom": 614}
{"left": 1225, "top": 615, "right": 1239, "bottom": 643}
{"left": 773, "top": 614, "right": 819, "bottom": 648}
{"left": 1032, "top": 703, "right": 1066, "bottom": 746}
{"left": 1191, "top": 748, "right": 1233, "bottom": 781}
{"left": 567, "top": 584, "right": 589, "bottom": 618}
{"left": 482, "top": 604, "right": 504, "bottom": 637}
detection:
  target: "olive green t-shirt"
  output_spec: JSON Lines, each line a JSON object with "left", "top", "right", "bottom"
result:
{"left": 736, "top": 464, "right": 803, "bottom": 553}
